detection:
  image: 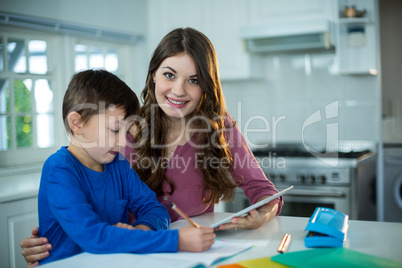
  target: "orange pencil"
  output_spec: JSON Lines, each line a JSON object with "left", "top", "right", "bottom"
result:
{"left": 277, "top": 233, "right": 291, "bottom": 253}
{"left": 170, "top": 202, "right": 200, "bottom": 228}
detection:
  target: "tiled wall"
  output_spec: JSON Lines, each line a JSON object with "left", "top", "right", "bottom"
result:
{"left": 222, "top": 52, "right": 380, "bottom": 149}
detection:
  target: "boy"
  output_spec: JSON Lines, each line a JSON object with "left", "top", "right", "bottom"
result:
{"left": 38, "top": 69, "right": 214, "bottom": 264}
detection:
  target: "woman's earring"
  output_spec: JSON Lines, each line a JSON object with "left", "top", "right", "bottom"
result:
{"left": 153, "top": 80, "right": 155, "bottom": 84}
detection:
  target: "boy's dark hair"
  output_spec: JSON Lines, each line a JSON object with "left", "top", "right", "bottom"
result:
{"left": 63, "top": 69, "right": 140, "bottom": 134}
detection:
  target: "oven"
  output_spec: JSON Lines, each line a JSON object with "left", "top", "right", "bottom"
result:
{"left": 225, "top": 142, "right": 377, "bottom": 220}
{"left": 276, "top": 185, "right": 350, "bottom": 217}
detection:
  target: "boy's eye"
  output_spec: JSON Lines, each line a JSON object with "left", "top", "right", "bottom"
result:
{"left": 164, "top": 72, "right": 175, "bottom": 79}
{"left": 111, "top": 129, "right": 119, "bottom": 134}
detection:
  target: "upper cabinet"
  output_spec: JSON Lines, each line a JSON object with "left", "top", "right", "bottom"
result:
{"left": 247, "top": 0, "right": 335, "bottom": 25}
{"left": 329, "top": 0, "right": 378, "bottom": 75}
{"left": 147, "top": 0, "right": 262, "bottom": 81}
{"left": 202, "top": 0, "right": 262, "bottom": 80}
{"left": 246, "top": 0, "right": 378, "bottom": 76}
{"left": 148, "top": 0, "right": 378, "bottom": 79}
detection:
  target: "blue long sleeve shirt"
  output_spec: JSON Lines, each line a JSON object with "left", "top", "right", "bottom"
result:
{"left": 38, "top": 147, "right": 178, "bottom": 264}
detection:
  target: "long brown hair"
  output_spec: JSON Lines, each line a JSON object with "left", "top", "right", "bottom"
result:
{"left": 133, "top": 27, "right": 237, "bottom": 204}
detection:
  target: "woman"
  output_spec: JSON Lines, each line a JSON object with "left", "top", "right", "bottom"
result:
{"left": 21, "top": 27, "right": 282, "bottom": 267}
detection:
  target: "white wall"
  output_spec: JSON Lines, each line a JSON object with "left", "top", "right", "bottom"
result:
{"left": 0, "top": 0, "right": 383, "bottom": 147}
{"left": 0, "top": 0, "right": 150, "bottom": 96}
{"left": 222, "top": 52, "right": 379, "bottom": 148}
{"left": 0, "top": 0, "right": 147, "bottom": 35}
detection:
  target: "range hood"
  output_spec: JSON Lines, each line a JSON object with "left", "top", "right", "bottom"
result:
{"left": 241, "top": 19, "right": 333, "bottom": 53}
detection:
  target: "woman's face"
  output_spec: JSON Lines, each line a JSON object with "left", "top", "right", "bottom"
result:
{"left": 153, "top": 53, "right": 203, "bottom": 120}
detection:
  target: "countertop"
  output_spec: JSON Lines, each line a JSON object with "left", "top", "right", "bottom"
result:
{"left": 0, "top": 169, "right": 41, "bottom": 203}
{"left": 40, "top": 212, "right": 402, "bottom": 267}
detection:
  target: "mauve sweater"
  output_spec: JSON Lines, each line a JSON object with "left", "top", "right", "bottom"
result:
{"left": 122, "top": 116, "right": 283, "bottom": 222}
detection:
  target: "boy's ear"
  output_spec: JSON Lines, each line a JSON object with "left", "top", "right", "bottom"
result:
{"left": 67, "top": 112, "right": 84, "bottom": 134}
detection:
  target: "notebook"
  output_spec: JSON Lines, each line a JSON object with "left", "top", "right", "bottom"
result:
{"left": 271, "top": 248, "right": 402, "bottom": 268}
{"left": 210, "top": 186, "right": 294, "bottom": 228}
{"left": 41, "top": 239, "right": 254, "bottom": 268}
{"left": 148, "top": 239, "right": 254, "bottom": 267}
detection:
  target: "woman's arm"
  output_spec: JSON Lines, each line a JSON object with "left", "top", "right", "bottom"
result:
{"left": 20, "top": 227, "right": 52, "bottom": 267}
{"left": 215, "top": 197, "right": 279, "bottom": 231}
{"left": 217, "top": 118, "right": 283, "bottom": 230}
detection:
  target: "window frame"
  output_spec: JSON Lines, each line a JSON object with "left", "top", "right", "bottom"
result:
{"left": 0, "top": 27, "right": 67, "bottom": 168}
{"left": 0, "top": 25, "right": 139, "bottom": 170}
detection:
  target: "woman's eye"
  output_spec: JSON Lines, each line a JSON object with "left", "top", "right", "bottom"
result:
{"left": 111, "top": 129, "right": 119, "bottom": 134}
{"left": 189, "top": 78, "right": 198, "bottom": 84}
{"left": 164, "top": 72, "right": 175, "bottom": 79}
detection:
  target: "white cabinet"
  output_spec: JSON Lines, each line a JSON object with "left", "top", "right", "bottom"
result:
{"left": 247, "top": 0, "right": 334, "bottom": 25}
{"left": 148, "top": 0, "right": 377, "bottom": 78}
{"left": 202, "top": 0, "right": 262, "bottom": 80}
{"left": 147, "top": 0, "right": 203, "bottom": 52}
{"left": 0, "top": 197, "right": 39, "bottom": 268}
{"left": 329, "top": 0, "right": 378, "bottom": 75}
{"left": 147, "top": 0, "right": 262, "bottom": 80}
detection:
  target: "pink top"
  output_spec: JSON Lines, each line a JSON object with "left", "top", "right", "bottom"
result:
{"left": 122, "top": 119, "right": 282, "bottom": 222}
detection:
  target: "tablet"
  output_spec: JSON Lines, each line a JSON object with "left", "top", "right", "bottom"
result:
{"left": 210, "top": 185, "right": 294, "bottom": 228}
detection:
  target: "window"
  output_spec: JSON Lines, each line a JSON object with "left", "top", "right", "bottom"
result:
{"left": 0, "top": 27, "right": 133, "bottom": 169}
{"left": 74, "top": 43, "right": 119, "bottom": 73}
{"left": 0, "top": 30, "right": 57, "bottom": 167}
{"left": 0, "top": 27, "right": 69, "bottom": 170}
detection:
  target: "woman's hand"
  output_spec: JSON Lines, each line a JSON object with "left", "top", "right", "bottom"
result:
{"left": 20, "top": 227, "right": 52, "bottom": 267}
{"left": 214, "top": 197, "right": 279, "bottom": 231}
{"left": 133, "top": 224, "right": 152, "bottom": 231}
{"left": 113, "top": 222, "right": 135, "bottom": 230}
{"left": 114, "top": 223, "right": 152, "bottom": 231}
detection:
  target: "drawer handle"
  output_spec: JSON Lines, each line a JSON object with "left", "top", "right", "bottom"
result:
{"left": 286, "top": 190, "right": 346, "bottom": 198}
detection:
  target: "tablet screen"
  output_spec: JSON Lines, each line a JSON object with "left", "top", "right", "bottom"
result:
{"left": 210, "top": 185, "right": 294, "bottom": 228}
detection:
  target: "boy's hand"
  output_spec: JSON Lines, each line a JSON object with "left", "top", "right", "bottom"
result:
{"left": 178, "top": 226, "right": 215, "bottom": 252}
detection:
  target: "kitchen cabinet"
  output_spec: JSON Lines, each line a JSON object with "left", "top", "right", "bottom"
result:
{"left": 247, "top": 0, "right": 334, "bottom": 25}
{"left": 0, "top": 197, "right": 39, "bottom": 268}
{"left": 245, "top": 0, "right": 378, "bottom": 76}
{"left": 147, "top": 0, "right": 262, "bottom": 80}
{"left": 329, "top": 0, "right": 378, "bottom": 75}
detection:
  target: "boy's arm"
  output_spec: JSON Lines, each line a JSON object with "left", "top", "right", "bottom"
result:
{"left": 125, "top": 167, "right": 171, "bottom": 231}
{"left": 45, "top": 165, "right": 178, "bottom": 254}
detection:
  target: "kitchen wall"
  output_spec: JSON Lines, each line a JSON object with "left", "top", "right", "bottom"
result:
{"left": 222, "top": 52, "right": 380, "bottom": 149}
{"left": 0, "top": 0, "right": 148, "bottom": 35}
{"left": 0, "top": 0, "right": 383, "bottom": 149}
{"left": 144, "top": 0, "right": 381, "bottom": 150}
{"left": 0, "top": 0, "right": 149, "bottom": 94}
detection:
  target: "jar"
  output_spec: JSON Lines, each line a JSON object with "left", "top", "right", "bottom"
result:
{"left": 344, "top": 6, "right": 357, "bottom": 17}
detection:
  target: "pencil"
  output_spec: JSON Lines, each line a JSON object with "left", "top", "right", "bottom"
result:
{"left": 277, "top": 233, "right": 291, "bottom": 253}
{"left": 170, "top": 202, "right": 200, "bottom": 228}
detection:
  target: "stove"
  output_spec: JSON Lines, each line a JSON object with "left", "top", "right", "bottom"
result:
{"left": 225, "top": 142, "right": 377, "bottom": 220}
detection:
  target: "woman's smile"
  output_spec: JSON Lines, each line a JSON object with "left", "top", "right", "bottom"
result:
{"left": 166, "top": 96, "right": 189, "bottom": 108}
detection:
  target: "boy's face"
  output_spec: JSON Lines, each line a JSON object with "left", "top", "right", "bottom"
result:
{"left": 78, "top": 106, "right": 131, "bottom": 167}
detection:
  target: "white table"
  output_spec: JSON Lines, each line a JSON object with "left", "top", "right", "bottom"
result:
{"left": 41, "top": 212, "right": 402, "bottom": 267}
{"left": 172, "top": 212, "right": 402, "bottom": 266}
